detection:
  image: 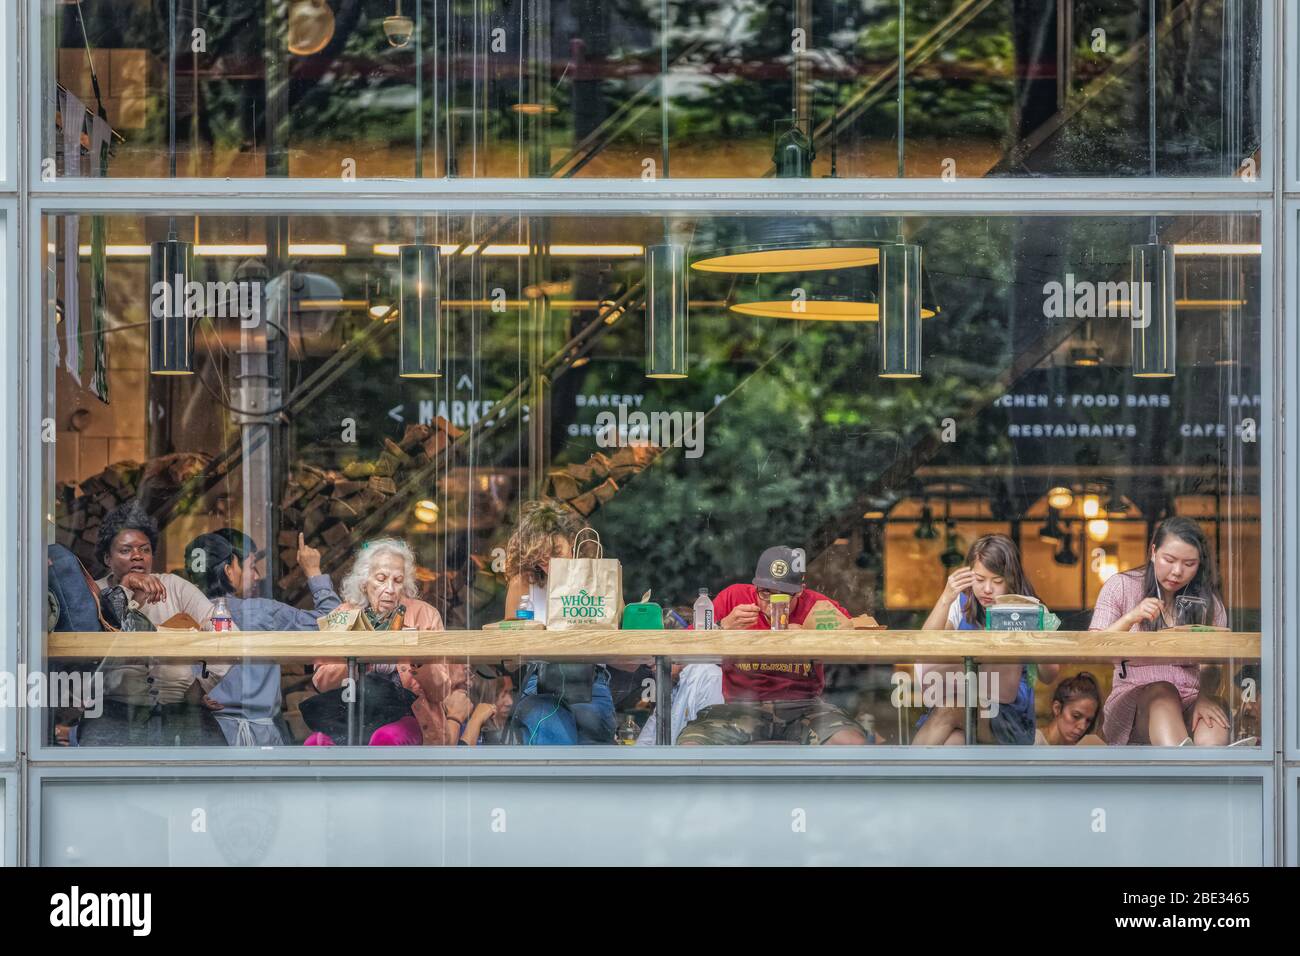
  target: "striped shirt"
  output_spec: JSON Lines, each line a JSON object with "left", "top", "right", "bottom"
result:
{"left": 1088, "top": 569, "right": 1227, "bottom": 697}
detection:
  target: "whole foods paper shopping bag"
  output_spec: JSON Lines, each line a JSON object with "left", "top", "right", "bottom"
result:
{"left": 546, "top": 528, "right": 623, "bottom": 629}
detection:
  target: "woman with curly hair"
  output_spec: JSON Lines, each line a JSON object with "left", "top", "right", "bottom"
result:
{"left": 502, "top": 499, "right": 617, "bottom": 744}
{"left": 306, "top": 537, "right": 469, "bottom": 747}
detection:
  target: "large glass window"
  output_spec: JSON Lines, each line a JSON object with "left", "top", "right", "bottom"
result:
{"left": 42, "top": 1, "right": 1262, "bottom": 180}
{"left": 40, "top": 209, "right": 1264, "bottom": 750}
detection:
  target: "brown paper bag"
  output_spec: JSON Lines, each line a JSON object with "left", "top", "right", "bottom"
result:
{"left": 316, "top": 607, "right": 374, "bottom": 631}
{"left": 804, "top": 599, "right": 852, "bottom": 630}
{"left": 546, "top": 528, "right": 623, "bottom": 629}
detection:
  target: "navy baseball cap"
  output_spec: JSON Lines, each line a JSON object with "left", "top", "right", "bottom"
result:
{"left": 752, "top": 546, "right": 805, "bottom": 595}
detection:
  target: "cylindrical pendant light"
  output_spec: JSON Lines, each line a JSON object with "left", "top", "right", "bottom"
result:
{"left": 398, "top": 243, "right": 443, "bottom": 378}
{"left": 148, "top": 237, "right": 194, "bottom": 375}
{"left": 1130, "top": 1, "right": 1175, "bottom": 378}
{"left": 149, "top": 0, "right": 192, "bottom": 376}
{"left": 878, "top": 241, "right": 922, "bottom": 379}
{"left": 1130, "top": 241, "right": 1176, "bottom": 378}
{"left": 645, "top": 242, "right": 687, "bottom": 379}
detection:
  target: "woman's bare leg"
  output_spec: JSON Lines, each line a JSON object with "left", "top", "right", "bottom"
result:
{"left": 1187, "top": 698, "right": 1230, "bottom": 746}
{"left": 913, "top": 707, "right": 964, "bottom": 745}
{"left": 1130, "top": 682, "right": 1187, "bottom": 746}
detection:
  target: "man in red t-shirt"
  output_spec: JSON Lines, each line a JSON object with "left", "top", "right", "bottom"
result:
{"left": 677, "top": 546, "right": 868, "bottom": 746}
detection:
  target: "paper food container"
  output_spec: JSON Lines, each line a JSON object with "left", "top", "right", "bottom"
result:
{"left": 317, "top": 607, "right": 373, "bottom": 632}
{"left": 984, "top": 594, "right": 1045, "bottom": 631}
{"left": 804, "top": 600, "right": 852, "bottom": 630}
{"left": 157, "top": 613, "right": 204, "bottom": 632}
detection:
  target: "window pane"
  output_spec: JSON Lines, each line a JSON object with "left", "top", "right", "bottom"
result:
{"left": 43, "top": 1, "right": 1261, "bottom": 179}
{"left": 42, "top": 210, "right": 1262, "bottom": 750}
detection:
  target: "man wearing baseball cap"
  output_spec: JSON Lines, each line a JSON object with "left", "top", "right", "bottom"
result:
{"left": 677, "top": 546, "right": 867, "bottom": 746}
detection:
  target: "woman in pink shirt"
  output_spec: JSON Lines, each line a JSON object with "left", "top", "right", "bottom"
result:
{"left": 307, "top": 538, "right": 464, "bottom": 746}
{"left": 1089, "top": 517, "right": 1230, "bottom": 746}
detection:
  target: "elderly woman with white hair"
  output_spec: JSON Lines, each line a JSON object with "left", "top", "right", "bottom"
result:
{"left": 305, "top": 538, "right": 469, "bottom": 747}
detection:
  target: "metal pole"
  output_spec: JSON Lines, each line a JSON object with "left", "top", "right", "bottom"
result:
{"left": 654, "top": 655, "right": 673, "bottom": 746}
{"left": 346, "top": 657, "right": 360, "bottom": 745}
{"left": 963, "top": 655, "right": 976, "bottom": 744}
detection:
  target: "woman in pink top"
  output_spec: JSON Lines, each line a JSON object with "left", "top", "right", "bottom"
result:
{"left": 307, "top": 538, "right": 466, "bottom": 746}
{"left": 1089, "top": 517, "right": 1230, "bottom": 746}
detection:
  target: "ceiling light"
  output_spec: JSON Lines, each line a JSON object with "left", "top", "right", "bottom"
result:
{"left": 1047, "top": 486, "right": 1074, "bottom": 510}
{"left": 645, "top": 243, "right": 688, "bottom": 379}
{"left": 1172, "top": 244, "right": 1262, "bottom": 256}
{"left": 1132, "top": 241, "right": 1176, "bottom": 378}
{"left": 1087, "top": 518, "right": 1110, "bottom": 541}
{"left": 1039, "top": 508, "right": 1064, "bottom": 543}
{"left": 288, "top": 0, "right": 336, "bottom": 56}
{"left": 1069, "top": 340, "right": 1103, "bottom": 366}
{"left": 914, "top": 503, "right": 938, "bottom": 540}
{"left": 879, "top": 242, "right": 923, "bottom": 379}
{"left": 195, "top": 244, "right": 268, "bottom": 257}
{"left": 288, "top": 243, "right": 347, "bottom": 256}
{"left": 1054, "top": 531, "right": 1079, "bottom": 566}
{"left": 551, "top": 244, "right": 644, "bottom": 257}
{"left": 79, "top": 244, "right": 151, "bottom": 257}
{"left": 149, "top": 237, "right": 194, "bottom": 376}
{"left": 398, "top": 244, "right": 443, "bottom": 378}
{"left": 383, "top": 0, "right": 413, "bottom": 47}
{"left": 692, "top": 245, "right": 880, "bottom": 274}
{"left": 375, "top": 243, "right": 459, "bottom": 257}
{"left": 730, "top": 299, "right": 938, "bottom": 322}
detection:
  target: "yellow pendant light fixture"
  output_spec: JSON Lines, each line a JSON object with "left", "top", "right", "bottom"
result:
{"left": 692, "top": 244, "right": 879, "bottom": 274}
{"left": 729, "top": 298, "right": 937, "bottom": 322}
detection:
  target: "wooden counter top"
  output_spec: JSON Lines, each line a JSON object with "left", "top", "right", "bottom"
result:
{"left": 44, "top": 628, "right": 1261, "bottom": 664}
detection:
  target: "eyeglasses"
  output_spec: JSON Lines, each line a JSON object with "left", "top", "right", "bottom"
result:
{"left": 756, "top": 588, "right": 774, "bottom": 601}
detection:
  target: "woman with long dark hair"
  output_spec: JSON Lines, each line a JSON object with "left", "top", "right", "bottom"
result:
{"left": 1089, "top": 516, "right": 1231, "bottom": 746}
{"left": 913, "top": 534, "right": 1059, "bottom": 745}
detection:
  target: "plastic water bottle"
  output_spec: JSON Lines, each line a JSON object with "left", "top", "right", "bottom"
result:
{"left": 516, "top": 593, "right": 534, "bottom": 621}
{"left": 209, "top": 596, "right": 234, "bottom": 632}
{"left": 693, "top": 588, "right": 715, "bottom": 630}
{"left": 616, "top": 714, "right": 639, "bottom": 745}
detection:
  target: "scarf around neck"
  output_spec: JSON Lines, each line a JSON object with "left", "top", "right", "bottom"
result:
{"left": 364, "top": 604, "right": 406, "bottom": 630}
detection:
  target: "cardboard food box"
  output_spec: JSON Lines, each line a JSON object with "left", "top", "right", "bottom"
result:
{"left": 803, "top": 601, "right": 884, "bottom": 629}
{"left": 850, "top": 613, "right": 886, "bottom": 630}
{"left": 157, "top": 613, "right": 203, "bottom": 632}
{"left": 985, "top": 594, "right": 1046, "bottom": 631}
